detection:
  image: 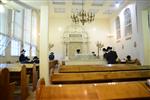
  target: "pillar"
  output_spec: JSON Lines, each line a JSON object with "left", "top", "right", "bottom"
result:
{"left": 39, "top": 6, "right": 49, "bottom": 85}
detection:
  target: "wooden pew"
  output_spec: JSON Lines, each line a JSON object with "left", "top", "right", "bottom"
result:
{"left": 36, "top": 78, "right": 150, "bottom": 100}
{"left": 49, "top": 60, "right": 58, "bottom": 69}
{"left": 10, "top": 65, "right": 29, "bottom": 100}
{"left": 36, "top": 78, "right": 45, "bottom": 100}
{"left": 1, "top": 64, "right": 29, "bottom": 100}
{"left": 0, "top": 68, "right": 16, "bottom": 100}
{"left": 25, "top": 64, "right": 39, "bottom": 91}
{"left": 59, "top": 64, "right": 150, "bottom": 73}
{"left": 49, "top": 60, "right": 58, "bottom": 74}
{"left": 51, "top": 70, "right": 150, "bottom": 84}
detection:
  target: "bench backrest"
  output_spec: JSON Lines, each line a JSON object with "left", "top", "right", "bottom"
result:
{"left": 0, "top": 68, "right": 10, "bottom": 100}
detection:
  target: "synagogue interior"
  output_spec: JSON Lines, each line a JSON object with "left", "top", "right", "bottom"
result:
{"left": 0, "top": 0, "right": 150, "bottom": 100}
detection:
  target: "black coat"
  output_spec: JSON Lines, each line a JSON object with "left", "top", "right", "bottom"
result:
{"left": 19, "top": 54, "right": 26, "bottom": 63}
{"left": 106, "top": 51, "right": 118, "bottom": 64}
{"left": 19, "top": 54, "right": 30, "bottom": 63}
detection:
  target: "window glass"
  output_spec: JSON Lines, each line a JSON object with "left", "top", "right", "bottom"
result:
{"left": 116, "top": 16, "right": 121, "bottom": 39}
{"left": 11, "top": 39, "right": 21, "bottom": 56}
{"left": 124, "top": 8, "right": 132, "bottom": 36}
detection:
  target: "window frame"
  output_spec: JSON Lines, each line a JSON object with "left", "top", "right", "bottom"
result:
{"left": 124, "top": 8, "right": 132, "bottom": 37}
{"left": 116, "top": 16, "right": 121, "bottom": 40}
{"left": 11, "top": 39, "right": 21, "bottom": 56}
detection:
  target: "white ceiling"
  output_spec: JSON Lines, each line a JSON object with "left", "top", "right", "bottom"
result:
{"left": 7, "top": 0, "right": 136, "bottom": 19}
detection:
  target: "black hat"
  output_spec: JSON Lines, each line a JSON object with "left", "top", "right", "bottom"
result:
{"left": 50, "top": 52, "right": 54, "bottom": 54}
{"left": 21, "top": 49, "right": 26, "bottom": 53}
{"left": 107, "top": 46, "right": 112, "bottom": 50}
{"left": 102, "top": 48, "right": 107, "bottom": 51}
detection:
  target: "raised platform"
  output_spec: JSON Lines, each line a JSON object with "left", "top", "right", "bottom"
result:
{"left": 65, "top": 59, "right": 106, "bottom": 65}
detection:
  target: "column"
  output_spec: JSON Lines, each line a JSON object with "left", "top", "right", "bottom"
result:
{"left": 39, "top": 6, "right": 49, "bottom": 85}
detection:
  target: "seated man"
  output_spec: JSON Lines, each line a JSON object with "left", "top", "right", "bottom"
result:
{"left": 32, "top": 56, "right": 39, "bottom": 64}
{"left": 126, "top": 55, "right": 141, "bottom": 65}
{"left": 126, "top": 55, "right": 135, "bottom": 64}
{"left": 19, "top": 49, "right": 30, "bottom": 63}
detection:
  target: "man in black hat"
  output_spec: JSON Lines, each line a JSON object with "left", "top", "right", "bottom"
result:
{"left": 19, "top": 49, "right": 30, "bottom": 63}
{"left": 106, "top": 46, "right": 118, "bottom": 64}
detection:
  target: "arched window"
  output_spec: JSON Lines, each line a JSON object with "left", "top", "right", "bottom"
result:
{"left": 124, "top": 8, "right": 132, "bottom": 36}
{"left": 116, "top": 16, "right": 121, "bottom": 39}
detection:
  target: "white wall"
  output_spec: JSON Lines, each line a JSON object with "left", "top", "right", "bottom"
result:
{"left": 136, "top": 0, "right": 150, "bottom": 64}
{"left": 141, "top": 9, "right": 150, "bottom": 65}
{"left": 110, "top": 3, "right": 140, "bottom": 61}
{"left": 86, "top": 19, "right": 111, "bottom": 57}
{"left": 49, "top": 17, "right": 111, "bottom": 60}
{"left": 110, "top": 1, "right": 150, "bottom": 65}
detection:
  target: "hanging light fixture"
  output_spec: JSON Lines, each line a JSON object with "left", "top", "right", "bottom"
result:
{"left": 71, "top": 0, "right": 95, "bottom": 25}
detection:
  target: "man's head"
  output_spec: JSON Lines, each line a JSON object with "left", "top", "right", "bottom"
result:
{"left": 127, "top": 55, "right": 131, "bottom": 61}
{"left": 107, "top": 46, "right": 112, "bottom": 51}
{"left": 76, "top": 49, "right": 80, "bottom": 54}
{"left": 21, "top": 49, "right": 26, "bottom": 54}
{"left": 50, "top": 52, "right": 54, "bottom": 55}
{"left": 102, "top": 48, "right": 107, "bottom": 52}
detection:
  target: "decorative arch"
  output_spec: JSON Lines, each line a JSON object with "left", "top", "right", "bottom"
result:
{"left": 63, "top": 24, "right": 89, "bottom": 59}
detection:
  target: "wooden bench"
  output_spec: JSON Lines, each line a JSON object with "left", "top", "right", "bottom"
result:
{"left": 51, "top": 70, "right": 150, "bottom": 84}
{"left": 59, "top": 64, "right": 150, "bottom": 73}
{"left": 36, "top": 78, "right": 45, "bottom": 100}
{"left": 0, "top": 68, "right": 16, "bottom": 100}
{"left": 49, "top": 60, "right": 58, "bottom": 74}
{"left": 9, "top": 65, "right": 29, "bottom": 100}
{"left": 36, "top": 78, "right": 150, "bottom": 100}
{"left": 0, "top": 64, "right": 29, "bottom": 100}
{"left": 49, "top": 60, "right": 58, "bottom": 69}
{"left": 25, "top": 64, "right": 39, "bottom": 91}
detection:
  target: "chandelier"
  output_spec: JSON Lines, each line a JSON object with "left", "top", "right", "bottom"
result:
{"left": 71, "top": 0, "right": 95, "bottom": 25}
